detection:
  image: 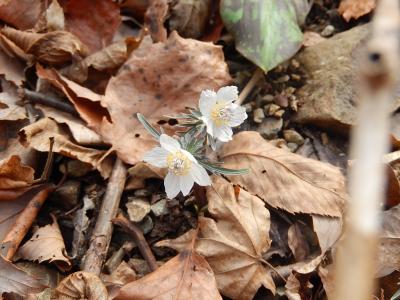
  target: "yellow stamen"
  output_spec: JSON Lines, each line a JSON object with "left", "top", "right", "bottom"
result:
{"left": 210, "top": 102, "right": 231, "bottom": 127}
{"left": 166, "top": 151, "right": 191, "bottom": 176}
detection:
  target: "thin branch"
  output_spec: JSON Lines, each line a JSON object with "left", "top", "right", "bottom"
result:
{"left": 236, "top": 68, "right": 264, "bottom": 106}
{"left": 82, "top": 158, "right": 127, "bottom": 275}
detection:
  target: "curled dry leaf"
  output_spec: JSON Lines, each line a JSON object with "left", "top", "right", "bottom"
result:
{"left": 126, "top": 162, "right": 166, "bottom": 190}
{"left": 45, "top": 0, "right": 65, "bottom": 31}
{"left": 17, "top": 216, "right": 71, "bottom": 272}
{"left": 116, "top": 231, "right": 221, "bottom": 300}
{"left": 158, "top": 176, "right": 275, "bottom": 300}
{"left": 0, "top": 49, "right": 25, "bottom": 85}
{"left": 0, "top": 155, "right": 34, "bottom": 189}
{"left": 19, "top": 118, "right": 113, "bottom": 178}
{"left": 100, "top": 261, "right": 136, "bottom": 287}
{"left": 62, "top": 0, "right": 121, "bottom": 53}
{"left": 0, "top": 0, "right": 43, "bottom": 30}
{"left": 288, "top": 222, "right": 311, "bottom": 262}
{"left": 36, "top": 104, "right": 103, "bottom": 146}
{"left": 220, "top": 131, "right": 347, "bottom": 217}
{"left": 338, "top": 0, "right": 376, "bottom": 22}
{"left": 1, "top": 26, "right": 87, "bottom": 65}
{"left": 144, "top": 0, "right": 168, "bottom": 42}
{"left": 0, "top": 255, "right": 46, "bottom": 296}
{"left": 54, "top": 271, "right": 107, "bottom": 300}
{"left": 0, "top": 77, "right": 26, "bottom": 121}
{"left": 39, "top": 33, "right": 231, "bottom": 165}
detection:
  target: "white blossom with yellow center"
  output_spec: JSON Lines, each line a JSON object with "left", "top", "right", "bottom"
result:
{"left": 199, "top": 86, "right": 247, "bottom": 142}
{"left": 143, "top": 134, "right": 211, "bottom": 198}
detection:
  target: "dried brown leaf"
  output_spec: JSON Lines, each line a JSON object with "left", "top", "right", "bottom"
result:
{"left": 0, "top": 195, "right": 30, "bottom": 240}
{"left": 0, "top": 49, "right": 25, "bottom": 85}
{"left": 338, "top": 0, "right": 376, "bottom": 22}
{"left": 0, "top": 155, "right": 34, "bottom": 189}
{"left": 144, "top": 0, "right": 168, "bottom": 42}
{"left": 0, "top": 79, "right": 26, "bottom": 121}
{"left": 220, "top": 131, "right": 347, "bottom": 216}
{"left": 126, "top": 162, "right": 166, "bottom": 190}
{"left": 0, "top": 0, "right": 43, "bottom": 30}
{"left": 17, "top": 216, "right": 71, "bottom": 272}
{"left": 0, "top": 255, "right": 46, "bottom": 296}
{"left": 36, "top": 104, "right": 103, "bottom": 146}
{"left": 63, "top": 0, "right": 121, "bottom": 53}
{"left": 285, "top": 273, "right": 313, "bottom": 300}
{"left": 288, "top": 222, "right": 311, "bottom": 262}
{"left": 53, "top": 271, "right": 107, "bottom": 300}
{"left": 40, "top": 33, "right": 231, "bottom": 165}
{"left": 45, "top": 0, "right": 65, "bottom": 31}
{"left": 312, "top": 215, "right": 342, "bottom": 254}
{"left": 158, "top": 176, "right": 275, "bottom": 300}
{"left": 1, "top": 26, "right": 87, "bottom": 65}
{"left": 116, "top": 244, "right": 221, "bottom": 300}
{"left": 318, "top": 264, "right": 335, "bottom": 299}
{"left": 19, "top": 118, "right": 112, "bottom": 178}
{"left": 101, "top": 261, "right": 136, "bottom": 287}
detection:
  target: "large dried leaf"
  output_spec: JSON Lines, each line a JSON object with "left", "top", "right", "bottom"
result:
{"left": 220, "top": 131, "right": 347, "bottom": 216}
{"left": 158, "top": 176, "right": 275, "bottom": 299}
{"left": 54, "top": 271, "right": 107, "bottom": 299}
{"left": 0, "top": 195, "right": 30, "bottom": 239}
{"left": 220, "top": 0, "right": 311, "bottom": 72}
{"left": 0, "top": 255, "right": 46, "bottom": 296}
{"left": 39, "top": 32, "right": 231, "bottom": 164}
{"left": 0, "top": 0, "right": 43, "bottom": 30}
{"left": 17, "top": 216, "right": 71, "bottom": 272}
{"left": 0, "top": 155, "right": 34, "bottom": 189}
{"left": 1, "top": 26, "right": 87, "bottom": 65}
{"left": 19, "top": 118, "right": 112, "bottom": 178}
{"left": 0, "top": 49, "right": 25, "bottom": 85}
{"left": 116, "top": 247, "right": 222, "bottom": 300}
{"left": 338, "top": 0, "right": 376, "bottom": 22}
{"left": 312, "top": 215, "right": 342, "bottom": 254}
{"left": 0, "top": 77, "right": 26, "bottom": 121}
{"left": 63, "top": 0, "right": 121, "bottom": 53}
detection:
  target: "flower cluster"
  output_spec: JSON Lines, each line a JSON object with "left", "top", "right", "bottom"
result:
{"left": 139, "top": 86, "right": 247, "bottom": 199}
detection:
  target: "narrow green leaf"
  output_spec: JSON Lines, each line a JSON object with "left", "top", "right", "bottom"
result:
{"left": 391, "top": 289, "right": 400, "bottom": 300}
{"left": 199, "top": 161, "right": 249, "bottom": 175}
{"left": 137, "top": 113, "right": 161, "bottom": 140}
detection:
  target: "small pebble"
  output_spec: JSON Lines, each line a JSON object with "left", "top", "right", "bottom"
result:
{"left": 264, "top": 103, "right": 281, "bottom": 116}
{"left": 243, "top": 103, "right": 253, "bottom": 113}
{"left": 261, "top": 94, "right": 275, "bottom": 103}
{"left": 287, "top": 142, "right": 299, "bottom": 152}
{"left": 253, "top": 108, "right": 265, "bottom": 123}
{"left": 53, "top": 180, "right": 81, "bottom": 208}
{"left": 258, "top": 117, "right": 283, "bottom": 139}
{"left": 321, "top": 132, "right": 329, "bottom": 145}
{"left": 274, "top": 109, "right": 285, "bottom": 118}
{"left": 134, "top": 189, "right": 151, "bottom": 197}
{"left": 151, "top": 199, "right": 169, "bottom": 217}
{"left": 139, "top": 216, "right": 153, "bottom": 235}
{"left": 276, "top": 75, "right": 290, "bottom": 83}
{"left": 291, "top": 59, "right": 300, "bottom": 68}
{"left": 289, "top": 96, "right": 298, "bottom": 112}
{"left": 321, "top": 25, "right": 335, "bottom": 37}
{"left": 283, "top": 129, "right": 305, "bottom": 146}
{"left": 126, "top": 198, "right": 151, "bottom": 222}
{"left": 291, "top": 74, "right": 301, "bottom": 81}
{"left": 275, "top": 94, "right": 289, "bottom": 107}
{"left": 285, "top": 87, "right": 296, "bottom": 95}
{"left": 60, "top": 160, "right": 93, "bottom": 177}
{"left": 128, "top": 258, "right": 151, "bottom": 277}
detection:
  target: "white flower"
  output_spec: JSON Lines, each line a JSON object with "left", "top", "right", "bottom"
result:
{"left": 199, "top": 86, "right": 247, "bottom": 142}
{"left": 143, "top": 134, "right": 211, "bottom": 199}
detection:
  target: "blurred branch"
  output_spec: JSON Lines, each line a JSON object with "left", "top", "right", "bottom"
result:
{"left": 333, "top": 1, "right": 400, "bottom": 300}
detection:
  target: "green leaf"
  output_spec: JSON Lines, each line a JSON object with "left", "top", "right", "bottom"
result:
{"left": 137, "top": 113, "right": 161, "bottom": 140}
{"left": 220, "top": 0, "right": 311, "bottom": 72}
{"left": 199, "top": 161, "right": 249, "bottom": 175}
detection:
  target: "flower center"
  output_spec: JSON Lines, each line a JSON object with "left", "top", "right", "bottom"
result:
{"left": 210, "top": 102, "right": 232, "bottom": 127}
{"left": 166, "top": 151, "right": 192, "bottom": 176}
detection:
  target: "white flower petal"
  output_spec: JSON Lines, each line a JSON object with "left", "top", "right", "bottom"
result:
{"left": 216, "top": 86, "right": 238, "bottom": 104}
{"left": 228, "top": 105, "right": 247, "bottom": 127}
{"left": 190, "top": 163, "right": 211, "bottom": 186}
{"left": 199, "top": 90, "right": 217, "bottom": 117}
{"left": 214, "top": 125, "right": 233, "bottom": 142}
{"left": 143, "top": 147, "right": 168, "bottom": 168}
{"left": 160, "top": 134, "right": 181, "bottom": 152}
{"left": 164, "top": 172, "right": 181, "bottom": 198}
{"left": 181, "top": 149, "right": 197, "bottom": 162}
{"left": 179, "top": 175, "right": 194, "bottom": 196}
{"left": 205, "top": 119, "right": 216, "bottom": 137}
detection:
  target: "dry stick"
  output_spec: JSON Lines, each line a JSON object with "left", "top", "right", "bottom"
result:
{"left": 82, "top": 158, "right": 127, "bottom": 275}
{"left": 112, "top": 214, "right": 158, "bottom": 272}
{"left": 24, "top": 89, "right": 79, "bottom": 117}
{"left": 333, "top": 1, "right": 400, "bottom": 300}
{"left": 236, "top": 68, "right": 264, "bottom": 106}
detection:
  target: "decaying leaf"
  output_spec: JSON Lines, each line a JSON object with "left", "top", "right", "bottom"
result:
{"left": 1, "top": 26, "right": 87, "bottom": 65}
{"left": 19, "top": 118, "right": 112, "bottom": 178}
{"left": 338, "top": 0, "right": 376, "bottom": 22}
{"left": 220, "top": 0, "right": 312, "bottom": 71}
{"left": 39, "top": 32, "right": 231, "bottom": 165}
{"left": 0, "top": 255, "right": 46, "bottom": 296}
{"left": 318, "top": 264, "right": 335, "bottom": 299}
{"left": 101, "top": 261, "right": 136, "bottom": 287}
{"left": 288, "top": 222, "right": 311, "bottom": 262}
{"left": 0, "top": 77, "right": 26, "bottom": 121}
{"left": 125, "top": 162, "right": 166, "bottom": 190}
{"left": 220, "top": 131, "right": 347, "bottom": 216}
{"left": 0, "top": 155, "right": 34, "bottom": 189}
{"left": 63, "top": 0, "right": 121, "bottom": 53}
{"left": 285, "top": 272, "right": 313, "bottom": 300}
{"left": 36, "top": 104, "right": 103, "bottom": 146}
{"left": 144, "top": 0, "right": 168, "bottom": 42}
{"left": 0, "top": 0, "right": 44, "bottom": 30}
{"left": 17, "top": 215, "right": 71, "bottom": 272}
{"left": 53, "top": 271, "right": 107, "bottom": 300}
{"left": 116, "top": 230, "right": 221, "bottom": 300}
{"left": 312, "top": 215, "right": 342, "bottom": 254}
{"left": 0, "top": 49, "right": 25, "bottom": 85}
{"left": 158, "top": 176, "right": 275, "bottom": 299}
{"left": 45, "top": 0, "right": 65, "bottom": 31}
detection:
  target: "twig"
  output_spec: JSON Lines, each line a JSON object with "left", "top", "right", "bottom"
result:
{"left": 236, "top": 68, "right": 264, "bottom": 106}
{"left": 23, "top": 89, "right": 79, "bottom": 117}
{"left": 112, "top": 214, "right": 158, "bottom": 272}
{"left": 104, "top": 241, "right": 136, "bottom": 273}
{"left": 82, "top": 158, "right": 127, "bottom": 275}
{"left": 0, "top": 183, "right": 56, "bottom": 260}
{"left": 333, "top": 1, "right": 400, "bottom": 300}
